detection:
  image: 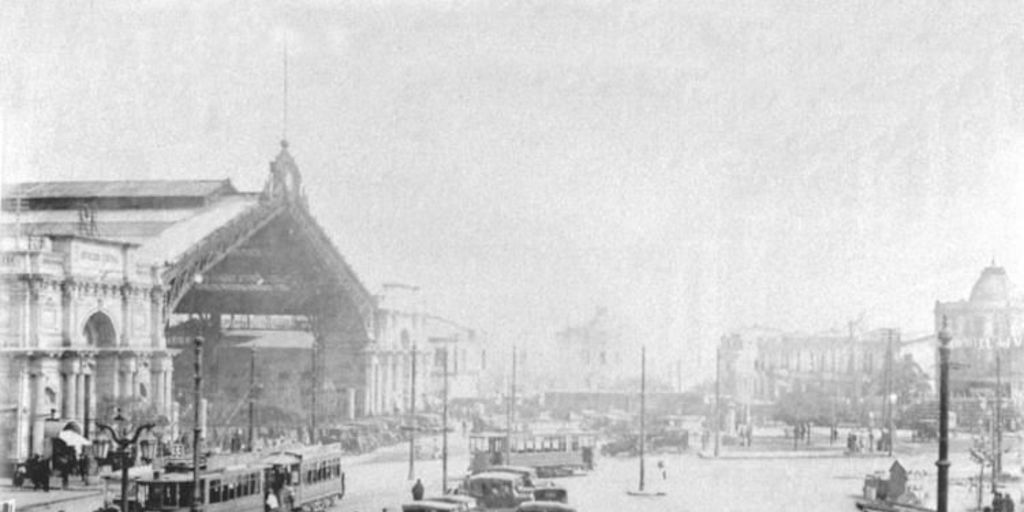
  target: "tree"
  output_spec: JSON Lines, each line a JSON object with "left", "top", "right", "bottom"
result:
{"left": 772, "top": 386, "right": 833, "bottom": 426}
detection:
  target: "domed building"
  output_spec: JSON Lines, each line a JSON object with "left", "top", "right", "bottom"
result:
{"left": 935, "top": 263, "right": 1024, "bottom": 422}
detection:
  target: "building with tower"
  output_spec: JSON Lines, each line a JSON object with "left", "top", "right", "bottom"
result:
{"left": 935, "top": 263, "right": 1024, "bottom": 423}
{"left": 0, "top": 142, "right": 377, "bottom": 462}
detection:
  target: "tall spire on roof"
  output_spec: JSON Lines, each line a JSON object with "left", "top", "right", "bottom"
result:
{"left": 282, "top": 34, "right": 289, "bottom": 144}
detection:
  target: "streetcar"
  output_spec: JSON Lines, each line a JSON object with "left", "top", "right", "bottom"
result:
{"left": 137, "top": 462, "right": 266, "bottom": 512}
{"left": 134, "top": 443, "right": 345, "bottom": 512}
{"left": 468, "top": 431, "right": 597, "bottom": 477}
{"left": 262, "top": 443, "right": 346, "bottom": 510}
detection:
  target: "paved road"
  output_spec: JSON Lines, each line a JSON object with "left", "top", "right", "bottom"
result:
{"left": 333, "top": 435, "right": 1024, "bottom": 512}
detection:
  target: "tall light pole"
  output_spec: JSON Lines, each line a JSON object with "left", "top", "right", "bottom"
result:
{"left": 993, "top": 351, "right": 1002, "bottom": 491}
{"left": 408, "top": 342, "right": 417, "bottom": 480}
{"left": 885, "top": 329, "right": 895, "bottom": 457}
{"left": 937, "top": 317, "right": 952, "bottom": 512}
{"left": 248, "top": 347, "right": 256, "bottom": 451}
{"left": 714, "top": 341, "right": 721, "bottom": 458}
{"left": 95, "top": 409, "right": 160, "bottom": 512}
{"left": 310, "top": 334, "right": 318, "bottom": 445}
{"left": 639, "top": 345, "right": 647, "bottom": 491}
{"left": 442, "top": 346, "right": 449, "bottom": 494}
{"left": 506, "top": 345, "right": 517, "bottom": 466}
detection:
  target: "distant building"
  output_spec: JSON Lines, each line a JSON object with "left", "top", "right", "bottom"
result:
{"left": 549, "top": 308, "right": 629, "bottom": 391}
{"left": 720, "top": 325, "right": 913, "bottom": 427}
{"left": 367, "top": 284, "right": 485, "bottom": 416}
{"left": 935, "top": 263, "right": 1024, "bottom": 419}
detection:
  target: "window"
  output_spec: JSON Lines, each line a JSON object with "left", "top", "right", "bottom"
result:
{"left": 210, "top": 480, "right": 221, "bottom": 503}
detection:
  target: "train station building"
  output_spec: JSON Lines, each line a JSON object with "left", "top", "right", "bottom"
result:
{"left": 0, "top": 142, "right": 377, "bottom": 462}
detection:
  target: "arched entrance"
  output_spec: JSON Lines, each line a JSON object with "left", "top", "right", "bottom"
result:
{"left": 83, "top": 312, "right": 116, "bottom": 347}
{"left": 80, "top": 312, "right": 117, "bottom": 440}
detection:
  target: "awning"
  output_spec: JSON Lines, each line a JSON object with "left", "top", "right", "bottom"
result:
{"left": 58, "top": 429, "right": 92, "bottom": 447}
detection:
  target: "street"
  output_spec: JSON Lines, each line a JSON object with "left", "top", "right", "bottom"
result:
{"left": 333, "top": 433, "right": 1024, "bottom": 512}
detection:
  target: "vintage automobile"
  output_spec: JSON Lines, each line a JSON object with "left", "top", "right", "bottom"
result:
{"left": 426, "top": 494, "right": 480, "bottom": 511}
{"left": 402, "top": 500, "right": 464, "bottom": 512}
{"left": 515, "top": 502, "right": 577, "bottom": 512}
{"left": 472, "top": 465, "right": 538, "bottom": 490}
{"left": 531, "top": 485, "right": 568, "bottom": 504}
{"left": 463, "top": 472, "right": 533, "bottom": 510}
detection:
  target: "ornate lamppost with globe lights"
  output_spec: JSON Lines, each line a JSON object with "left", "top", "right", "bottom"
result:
{"left": 93, "top": 408, "right": 168, "bottom": 512}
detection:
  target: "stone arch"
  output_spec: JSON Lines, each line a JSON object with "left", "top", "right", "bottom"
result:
{"left": 82, "top": 311, "right": 117, "bottom": 347}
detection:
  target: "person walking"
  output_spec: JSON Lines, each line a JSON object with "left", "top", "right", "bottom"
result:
{"left": 412, "top": 478, "right": 425, "bottom": 501}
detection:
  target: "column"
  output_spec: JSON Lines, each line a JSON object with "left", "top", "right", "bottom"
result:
{"left": 85, "top": 367, "right": 96, "bottom": 438}
{"left": 347, "top": 388, "right": 356, "bottom": 421}
{"left": 75, "top": 372, "right": 85, "bottom": 422}
{"left": 162, "top": 367, "right": 171, "bottom": 418}
{"left": 61, "top": 372, "right": 72, "bottom": 419}
{"left": 131, "top": 364, "right": 139, "bottom": 399}
{"left": 29, "top": 365, "right": 45, "bottom": 455}
{"left": 152, "top": 365, "right": 163, "bottom": 415}
{"left": 113, "top": 358, "right": 122, "bottom": 400}
{"left": 17, "top": 363, "right": 30, "bottom": 460}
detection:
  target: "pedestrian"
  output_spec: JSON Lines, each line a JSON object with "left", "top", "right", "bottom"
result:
{"left": 412, "top": 478, "right": 425, "bottom": 501}
{"left": 1007, "top": 493, "right": 1016, "bottom": 512}
{"left": 993, "top": 492, "right": 1003, "bottom": 512}
{"left": 40, "top": 456, "right": 51, "bottom": 491}
{"left": 657, "top": 460, "right": 666, "bottom": 480}
{"left": 264, "top": 489, "right": 279, "bottom": 511}
{"left": 80, "top": 452, "right": 91, "bottom": 485}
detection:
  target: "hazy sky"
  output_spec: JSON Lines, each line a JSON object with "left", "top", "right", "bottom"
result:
{"left": 3, "top": 1, "right": 1023, "bottom": 384}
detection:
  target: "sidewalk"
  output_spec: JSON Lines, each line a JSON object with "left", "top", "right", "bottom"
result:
{"left": 697, "top": 448, "right": 864, "bottom": 460}
{"left": 0, "top": 483, "right": 104, "bottom": 512}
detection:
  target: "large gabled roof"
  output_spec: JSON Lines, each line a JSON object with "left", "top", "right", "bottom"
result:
{"left": 5, "top": 179, "right": 235, "bottom": 200}
{"left": 2, "top": 143, "right": 376, "bottom": 335}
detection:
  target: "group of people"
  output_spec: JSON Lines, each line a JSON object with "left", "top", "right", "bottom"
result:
{"left": 986, "top": 492, "right": 1017, "bottom": 512}
{"left": 16, "top": 451, "right": 92, "bottom": 491}
{"left": 790, "top": 422, "right": 814, "bottom": 444}
{"left": 16, "top": 454, "right": 52, "bottom": 491}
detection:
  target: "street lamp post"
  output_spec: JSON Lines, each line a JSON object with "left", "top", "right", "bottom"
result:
{"left": 94, "top": 409, "right": 160, "bottom": 512}
{"left": 888, "top": 393, "right": 897, "bottom": 457}
{"left": 442, "top": 346, "right": 449, "bottom": 494}
{"left": 715, "top": 342, "right": 721, "bottom": 458}
{"left": 409, "top": 342, "right": 417, "bottom": 481}
{"left": 937, "top": 317, "right": 952, "bottom": 512}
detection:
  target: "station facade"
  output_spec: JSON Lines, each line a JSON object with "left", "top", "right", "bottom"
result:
{"left": 0, "top": 142, "right": 378, "bottom": 461}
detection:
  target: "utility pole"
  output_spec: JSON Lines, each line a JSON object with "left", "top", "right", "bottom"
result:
{"left": 310, "top": 335, "right": 318, "bottom": 445}
{"left": 994, "top": 351, "right": 1002, "bottom": 489}
{"left": 248, "top": 346, "right": 256, "bottom": 452}
{"left": 408, "top": 342, "right": 417, "bottom": 480}
{"left": 639, "top": 345, "right": 647, "bottom": 491}
{"left": 505, "top": 345, "right": 516, "bottom": 466}
{"left": 191, "top": 337, "right": 203, "bottom": 512}
{"left": 442, "top": 346, "right": 449, "bottom": 494}
{"left": 937, "top": 318, "right": 952, "bottom": 512}
{"left": 714, "top": 340, "right": 721, "bottom": 458}
{"left": 885, "top": 329, "right": 895, "bottom": 457}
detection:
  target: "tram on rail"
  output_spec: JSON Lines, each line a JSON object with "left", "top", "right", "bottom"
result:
{"left": 468, "top": 431, "right": 596, "bottom": 477}
{"left": 133, "top": 443, "right": 345, "bottom": 512}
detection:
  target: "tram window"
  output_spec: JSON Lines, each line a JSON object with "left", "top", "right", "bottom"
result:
{"left": 210, "top": 480, "right": 221, "bottom": 503}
